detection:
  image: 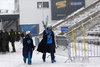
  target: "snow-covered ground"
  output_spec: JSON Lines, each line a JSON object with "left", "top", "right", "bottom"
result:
{"left": 0, "top": 41, "right": 100, "bottom": 67}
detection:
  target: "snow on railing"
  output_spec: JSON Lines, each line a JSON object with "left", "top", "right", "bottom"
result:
{"left": 70, "top": 13, "right": 100, "bottom": 33}
{"left": 53, "top": 2, "right": 100, "bottom": 35}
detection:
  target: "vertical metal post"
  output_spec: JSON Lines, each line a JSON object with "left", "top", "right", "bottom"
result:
{"left": 94, "top": 41, "right": 95, "bottom": 56}
{"left": 73, "top": 42, "right": 75, "bottom": 57}
{"left": 88, "top": 43, "right": 89, "bottom": 57}
{"left": 80, "top": 43, "right": 81, "bottom": 57}
{"left": 65, "top": 40, "right": 72, "bottom": 63}
{"left": 97, "top": 41, "right": 98, "bottom": 56}
{"left": 78, "top": 43, "right": 80, "bottom": 57}
{"left": 81, "top": 43, "right": 83, "bottom": 57}
{"left": 91, "top": 43, "right": 93, "bottom": 56}
{"left": 68, "top": 41, "right": 72, "bottom": 61}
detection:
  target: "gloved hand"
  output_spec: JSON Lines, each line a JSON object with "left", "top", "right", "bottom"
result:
{"left": 32, "top": 46, "right": 36, "bottom": 51}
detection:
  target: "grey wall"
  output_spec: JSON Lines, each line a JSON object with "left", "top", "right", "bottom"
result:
{"left": 5, "top": 21, "right": 18, "bottom": 32}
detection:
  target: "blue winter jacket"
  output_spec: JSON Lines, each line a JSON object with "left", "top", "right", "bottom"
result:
{"left": 46, "top": 29, "right": 53, "bottom": 44}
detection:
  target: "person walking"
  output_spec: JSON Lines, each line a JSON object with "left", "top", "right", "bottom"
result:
{"left": 37, "top": 24, "right": 56, "bottom": 63}
{"left": 0, "top": 30, "right": 3, "bottom": 52}
{"left": 5, "top": 31, "right": 9, "bottom": 52}
{"left": 22, "top": 31, "right": 35, "bottom": 65}
{"left": 20, "top": 32, "right": 25, "bottom": 43}
{"left": 2, "top": 31, "right": 9, "bottom": 54}
{"left": 9, "top": 29, "right": 16, "bottom": 52}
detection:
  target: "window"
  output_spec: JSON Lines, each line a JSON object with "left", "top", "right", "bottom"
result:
{"left": 43, "top": 2, "right": 49, "bottom": 8}
{"left": 37, "top": 2, "right": 49, "bottom": 8}
{"left": 37, "top": 2, "right": 42, "bottom": 8}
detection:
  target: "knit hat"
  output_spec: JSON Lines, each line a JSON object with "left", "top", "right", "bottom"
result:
{"left": 26, "top": 31, "right": 31, "bottom": 35}
{"left": 47, "top": 24, "right": 52, "bottom": 28}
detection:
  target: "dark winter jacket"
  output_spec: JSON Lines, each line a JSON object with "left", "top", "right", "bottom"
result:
{"left": 23, "top": 35, "right": 35, "bottom": 58}
{"left": 2, "top": 31, "right": 9, "bottom": 41}
{"left": 9, "top": 30, "right": 16, "bottom": 42}
{"left": 0, "top": 31, "right": 3, "bottom": 42}
{"left": 21, "top": 32, "right": 25, "bottom": 38}
{"left": 15, "top": 31, "right": 20, "bottom": 41}
{"left": 37, "top": 30, "right": 56, "bottom": 53}
{"left": 0, "top": 31, "right": 3, "bottom": 47}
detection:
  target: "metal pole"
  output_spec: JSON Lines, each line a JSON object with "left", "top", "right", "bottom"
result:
{"left": 82, "top": 42, "right": 83, "bottom": 57}
{"left": 68, "top": 41, "right": 72, "bottom": 60}
{"left": 94, "top": 41, "right": 95, "bottom": 56}
{"left": 78, "top": 42, "right": 80, "bottom": 58}
{"left": 96, "top": 40, "right": 98, "bottom": 56}
{"left": 97, "top": 42, "right": 98, "bottom": 56}
{"left": 91, "top": 43, "right": 93, "bottom": 56}
{"left": 72, "top": 42, "right": 74, "bottom": 57}
{"left": 79, "top": 43, "right": 81, "bottom": 57}
{"left": 88, "top": 43, "right": 89, "bottom": 57}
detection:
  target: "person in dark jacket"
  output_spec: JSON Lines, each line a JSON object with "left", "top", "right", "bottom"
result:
{"left": 9, "top": 29, "right": 16, "bottom": 52}
{"left": 5, "top": 31, "right": 9, "bottom": 52}
{"left": 2, "top": 31, "right": 9, "bottom": 54}
{"left": 20, "top": 32, "right": 25, "bottom": 44}
{"left": 15, "top": 31, "right": 20, "bottom": 41}
{"left": 0, "top": 30, "right": 3, "bottom": 52}
{"left": 37, "top": 24, "right": 56, "bottom": 63}
{"left": 21, "top": 32, "right": 25, "bottom": 38}
{"left": 23, "top": 31, "right": 35, "bottom": 65}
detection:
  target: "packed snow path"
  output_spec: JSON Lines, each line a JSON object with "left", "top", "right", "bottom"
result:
{"left": 0, "top": 42, "right": 100, "bottom": 67}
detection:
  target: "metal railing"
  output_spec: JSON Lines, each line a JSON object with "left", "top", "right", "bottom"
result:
{"left": 39, "top": 0, "right": 100, "bottom": 37}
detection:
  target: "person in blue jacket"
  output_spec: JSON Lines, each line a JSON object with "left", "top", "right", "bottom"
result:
{"left": 22, "top": 31, "right": 35, "bottom": 65}
{"left": 37, "top": 24, "right": 56, "bottom": 63}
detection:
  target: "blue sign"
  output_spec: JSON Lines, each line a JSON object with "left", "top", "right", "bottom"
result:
{"left": 61, "top": 27, "right": 68, "bottom": 32}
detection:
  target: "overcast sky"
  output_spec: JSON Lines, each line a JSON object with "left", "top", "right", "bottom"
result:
{"left": 0, "top": 0, "right": 14, "bottom": 9}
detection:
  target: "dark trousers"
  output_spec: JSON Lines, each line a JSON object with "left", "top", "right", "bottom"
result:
{"left": 2, "top": 42, "right": 7, "bottom": 52}
{"left": 6, "top": 42, "right": 9, "bottom": 52}
{"left": 42, "top": 44, "right": 55, "bottom": 60}
{"left": 0, "top": 42, "right": 2, "bottom": 52}
{"left": 11, "top": 42, "right": 16, "bottom": 52}
{"left": 42, "top": 53, "right": 55, "bottom": 61}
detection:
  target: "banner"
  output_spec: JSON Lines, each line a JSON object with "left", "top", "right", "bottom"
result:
{"left": 51, "top": 0, "right": 85, "bottom": 20}
{"left": 20, "top": 24, "right": 39, "bottom": 37}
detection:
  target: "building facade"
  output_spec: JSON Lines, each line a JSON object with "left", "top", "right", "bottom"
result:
{"left": 19, "top": 0, "right": 95, "bottom": 32}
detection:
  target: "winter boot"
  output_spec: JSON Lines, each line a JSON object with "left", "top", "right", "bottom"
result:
{"left": 28, "top": 61, "right": 31, "bottom": 65}
{"left": 51, "top": 60, "right": 56, "bottom": 63}
{"left": 23, "top": 58, "right": 26, "bottom": 63}
{"left": 43, "top": 59, "right": 46, "bottom": 62}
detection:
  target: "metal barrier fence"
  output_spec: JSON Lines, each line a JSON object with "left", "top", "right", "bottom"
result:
{"left": 69, "top": 42, "right": 100, "bottom": 58}
{"left": 66, "top": 27, "right": 100, "bottom": 63}
{"left": 35, "top": 29, "right": 100, "bottom": 63}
